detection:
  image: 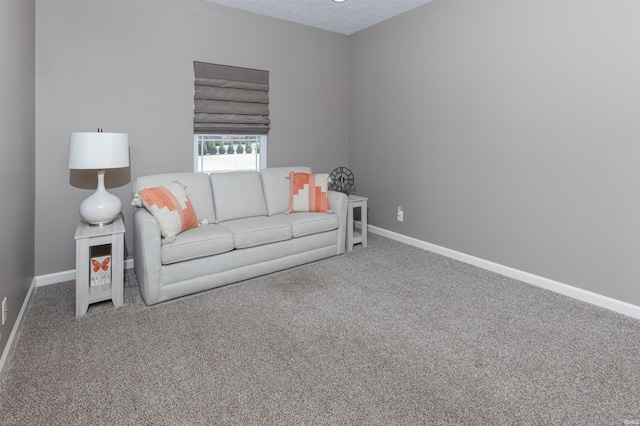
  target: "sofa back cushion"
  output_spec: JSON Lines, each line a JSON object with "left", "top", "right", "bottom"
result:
{"left": 260, "top": 166, "right": 312, "bottom": 216}
{"left": 134, "top": 173, "right": 215, "bottom": 223}
{"left": 210, "top": 171, "right": 268, "bottom": 223}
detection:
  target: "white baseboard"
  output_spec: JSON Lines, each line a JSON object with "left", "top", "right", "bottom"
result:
{"left": 369, "top": 225, "right": 640, "bottom": 320}
{"left": 34, "top": 258, "right": 134, "bottom": 287}
{"left": 34, "top": 269, "right": 75, "bottom": 287}
{"left": 0, "top": 278, "right": 36, "bottom": 377}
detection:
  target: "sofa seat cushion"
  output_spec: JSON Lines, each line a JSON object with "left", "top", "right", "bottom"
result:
{"left": 219, "top": 216, "right": 292, "bottom": 249}
{"left": 161, "top": 224, "right": 234, "bottom": 265}
{"left": 273, "top": 212, "right": 339, "bottom": 238}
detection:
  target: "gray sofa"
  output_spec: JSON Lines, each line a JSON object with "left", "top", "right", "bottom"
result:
{"left": 132, "top": 166, "right": 347, "bottom": 305}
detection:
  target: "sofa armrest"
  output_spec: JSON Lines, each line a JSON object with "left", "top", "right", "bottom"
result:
{"left": 328, "top": 190, "right": 348, "bottom": 254}
{"left": 133, "top": 207, "right": 163, "bottom": 304}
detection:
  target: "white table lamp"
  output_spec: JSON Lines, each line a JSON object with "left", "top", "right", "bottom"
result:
{"left": 68, "top": 129, "right": 129, "bottom": 226}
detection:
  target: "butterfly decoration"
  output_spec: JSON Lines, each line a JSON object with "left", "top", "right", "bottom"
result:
{"left": 91, "top": 256, "right": 111, "bottom": 273}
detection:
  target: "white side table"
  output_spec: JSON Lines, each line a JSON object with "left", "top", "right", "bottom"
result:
{"left": 74, "top": 215, "right": 125, "bottom": 316}
{"left": 346, "top": 194, "right": 368, "bottom": 252}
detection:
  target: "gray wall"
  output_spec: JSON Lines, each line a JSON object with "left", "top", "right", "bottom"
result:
{"left": 33, "top": 0, "right": 640, "bottom": 309}
{"left": 349, "top": 0, "right": 640, "bottom": 305}
{"left": 0, "top": 0, "right": 35, "bottom": 356}
{"left": 35, "top": 0, "right": 349, "bottom": 275}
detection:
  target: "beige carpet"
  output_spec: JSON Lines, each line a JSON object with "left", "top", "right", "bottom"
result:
{"left": 1, "top": 234, "right": 639, "bottom": 424}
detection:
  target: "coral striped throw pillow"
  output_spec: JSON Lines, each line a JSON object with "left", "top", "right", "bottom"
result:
{"left": 132, "top": 181, "right": 198, "bottom": 244}
{"left": 288, "top": 172, "right": 330, "bottom": 213}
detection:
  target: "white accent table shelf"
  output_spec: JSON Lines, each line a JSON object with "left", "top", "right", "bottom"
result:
{"left": 74, "top": 215, "right": 125, "bottom": 316}
{"left": 347, "top": 194, "right": 368, "bottom": 252}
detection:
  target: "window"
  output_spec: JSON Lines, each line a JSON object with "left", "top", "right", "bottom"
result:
{"left": 193, "top": 62, "right": 270, "bottom": 173}
{"left": 194, "top": 134, "right": 266, "bottom": 173}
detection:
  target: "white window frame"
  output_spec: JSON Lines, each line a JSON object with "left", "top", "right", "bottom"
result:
{"left": 194, "top": 134, "right": 267, "bottom": 173}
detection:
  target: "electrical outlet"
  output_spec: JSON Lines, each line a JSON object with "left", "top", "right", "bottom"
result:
{"left": 2, "top": 297, "right": 7, "bottom": 325}
{"left": 397, "top": 206, "right": 404, "bottom": 222}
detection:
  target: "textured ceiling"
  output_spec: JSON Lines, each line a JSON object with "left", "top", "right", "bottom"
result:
{"left": 204, "top": 0, "right": 434, "bottom": 35}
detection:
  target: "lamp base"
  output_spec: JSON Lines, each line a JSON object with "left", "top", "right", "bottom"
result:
{"left": 88, "top": 218, "right": 116, "bottom": 227}
{"left": 78, "top": 170, "right": 122, "bottom": 226}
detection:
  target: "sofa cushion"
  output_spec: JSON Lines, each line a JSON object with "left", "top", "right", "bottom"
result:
{"left": 273, "top": 212, "right": 339, "bottom": 238}
{"left": 210, "top": 171, "right": 267, "bottom": 223}
{"left": 161, "top": 224, "right": 234, "bottom": 265}
{"left": 288, "top": 172, "right": 331, "bottom": 213}
{"left": 134, "top": 173, "right": 216, "bottom": 224}
{"left": 132, "top": 181, "right": 199, "bottom": 244}
{"left": 219, "top": 216, "right": 292, "bottom": 249}
{"left": 260, "top": 166, "right": 311, "bottom": 216}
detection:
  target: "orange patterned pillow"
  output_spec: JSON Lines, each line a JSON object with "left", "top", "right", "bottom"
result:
{"left": 288, "top": 172, "right": 330, "bottom": 213}
{"left": 132, "top": 181, "right": 198, "bottom": 244}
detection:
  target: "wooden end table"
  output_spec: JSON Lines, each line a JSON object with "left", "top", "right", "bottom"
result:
{"left": 74, "top": 214, "right": 125, "bottom": 316}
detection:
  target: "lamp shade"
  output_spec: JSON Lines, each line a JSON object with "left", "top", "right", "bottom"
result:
{"left": 68, "top": 132, "right": 129, "bottom": 170}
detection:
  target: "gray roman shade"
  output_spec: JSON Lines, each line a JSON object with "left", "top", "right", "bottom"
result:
{"left": 194, "top": 62, "right": 270, "bottom": 134}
